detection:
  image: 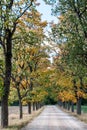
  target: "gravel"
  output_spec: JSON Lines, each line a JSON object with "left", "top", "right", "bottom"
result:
{"left": 21, "top": 105, "right": 87, "bottom": 130}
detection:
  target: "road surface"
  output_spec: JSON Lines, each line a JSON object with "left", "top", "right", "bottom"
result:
{"left": 21, "top": 105, "right": 87, "bottom": 130}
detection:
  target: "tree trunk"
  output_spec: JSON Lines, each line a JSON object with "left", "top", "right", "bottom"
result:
{"left": 39, "top": 102, "right": 42, "bottom": 108}
{"left": 63, "top": 102, "right": 65, "bottom": 109}
{"left": 17, "top": 88, "right": 23, "bottom": 119}
{"left": 76, "top": 77, "right": 83, "bottom": 115}
{"left": 28, "top": 102, "right": 32, "bottom": 114}
{"left": 1, "top": 33, "right": 12, "bottom": 128}
{"left": 19, "top": 98, "right": 23, "bottom": 119}
{"left": 33, "top": 102, "right": 36, "bottom": 111}
{"left": 65, "top": 102, "right": 67, "bottom": 109}
{"left": 67, "top": 101, "right": 71, "bottom": 111}
{"left": 71, "top": 102, "right": 74, "bottom": 112}
{"left": 1, "top": 95, "right": 9, "bottom": 128}
{"left": 59, "top": 101, "right": 63, "bottom": 107}
{"left": 77, "top": 98, "right": 82, "bottom": 115}
{"left": 38, "top": 102, "right": 40, "bottom": 109}
{"left": 63, "top": 102, "right": 67, "bottom": 109}
{"left": 36, "top": 102, "right": 39, "bottom": 110}
{"left": 58, "top": 100, "right": 62, "bottom": 107}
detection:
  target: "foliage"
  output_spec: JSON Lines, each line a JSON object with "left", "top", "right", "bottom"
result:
{"left": 45, "top": 0, "right": 87, "bottom": 104}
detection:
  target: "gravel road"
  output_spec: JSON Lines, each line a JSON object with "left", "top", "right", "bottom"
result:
{"left": 21, "top": 105, "right": 87, "bottom": 130}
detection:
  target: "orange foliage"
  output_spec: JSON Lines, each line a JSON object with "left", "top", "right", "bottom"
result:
{"left": 77, "top": 90, "right": 86, "bottom": 99}
{"left": 58, "top": 90, "right": 76, "bottom": 103}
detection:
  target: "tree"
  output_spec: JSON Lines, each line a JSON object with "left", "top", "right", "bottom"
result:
{"left": 10, "top": 7, "right": 47, "bottom": 118}
{"left": 45, "top": 0, "right": 87, "bottom": 114}
{"left": 44, "top": 0, "right": 87, "bottom": 38}
{"left": 0, "top": 0, "right": 34, "bottom": 127}
{"left": 45, "top": 0, "right": 87, "bottom": 66}
{"left": 51, "top": 40, "right": 87, "bottom": 114}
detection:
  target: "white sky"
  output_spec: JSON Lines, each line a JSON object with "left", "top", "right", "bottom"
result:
{"left": 36, "top": 0, "right": 58, "bottom": 24}
{"left": 36, "top": 0, "right": 58, "bottom": 63}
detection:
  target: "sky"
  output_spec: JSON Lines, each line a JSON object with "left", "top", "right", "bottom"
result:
{"left": 36, "top": 0, "right": 58, "bottom": 63}
{"left": 36, "top": 0, "right": 58, "bottom": 24}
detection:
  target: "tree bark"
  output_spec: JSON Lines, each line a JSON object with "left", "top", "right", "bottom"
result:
{"left": 1, "top": 30, "right": 12, "bottom": 128}
{"left": 76, "top": 77, "right": 84, "bottom": 115}
{"left": 33, "top": 102, "right": 36, "bottom": 111}
{"left": 1, "top": 95, "right": 9, "bottom": 128}
{"left": 17, "top": 87, "right": 23, "bottom": 119}
{"left": 71, "top": 102, "right": 74, "bottom": 112}
{"left": 58, "top": 100, "right": 63, "bottom": 107}
{"left": 19, "top": 98, "right": 23, "bottom": 119}
{"left": 63, "top": 102, "right": 65, "bottom": 109}
{"left": 65, "top": 102, "right": 68, "bottom": 109}
{"left": 28, "top": 102, "right": 32, "bottom": 114}
{"left": 77, "top": 98, "right": 82, "bottom": 115}
{"left": 36, "top": 102, "right": 39, "bottom": 110}
{"left": 67, "top": 101, "right": 71, "bottom": 111}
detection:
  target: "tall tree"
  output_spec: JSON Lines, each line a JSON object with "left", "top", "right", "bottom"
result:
{"left": 44, "top": 0, "right": 87, "bottom": 66}
{"left": 0, "top": 0, "right": 34, "bottom": 127}
{"left": 44, "top": 0, "right": 87, "bottom": 38}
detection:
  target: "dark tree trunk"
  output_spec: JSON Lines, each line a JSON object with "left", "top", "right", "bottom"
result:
{"left": 36, "top": 102, "right": 39, "bottom": 110}
{"left": 19, "top": 98, "right": 23, "bottom": 119}
{"left": 39, "top": 102, "right": 42, "bottom": 108}
{"left": 77, "top": 98, "right": 82, "bottom": 115}
{"left": 76, "top": 77, "right": 83, "bottom": 115}
{"left": 63, "top": 102, "right": 67, "bottom": 109}
{"left": 58, "top": 100, "right": 63, "bottom": 107}
{"left": 38, "top": 102, "right": 40, "bottom": 109}
{"left": 37, "top": 102, "right": 40, "bottom": 110}
{"left": 33, "top": 102, "right": 36, "bottom": 111}
{"left": 1, "top": 31, "right": 12, "bottom": 128}
{"left": 63, "top": 102, "right": 65, "bottom": 109}
{"left": 17, "top": 88, "right": 23, "bottom": 119}
{"left": 67, "top": 101, "right": 71, "bottom": 111}
{"left": 1, "top": 95, "right": 9, "bottom": 128}
{"left": 65, "top": 102, "right": 68, "bottom": 109}
{"left": 28, "top": 102, "right": 32, "bottom": 114}
{"left": 71, "top": 102, "right": 74, "bottom": 112}
{"left": 58, "top": 100, "right": 62, "bottom": 107}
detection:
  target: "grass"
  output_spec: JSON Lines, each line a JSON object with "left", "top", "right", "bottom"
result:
{"left": 81, "top": 105, "right": 87, "bottom": 113}
{"left": 0, "top": 107, "right": 44, "bottom": 130}
{"left": 74, "top": 105, "right": 87, "bottom": 113}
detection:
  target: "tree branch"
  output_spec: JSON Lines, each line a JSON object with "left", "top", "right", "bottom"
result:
{"left": 11, "top": 22, "right": 17, "bottom": 36}
{"left": 7, "top": 0, "right": 14, "bottom": 10}
{"left": 0, "top": 37, "right": 6, "bottom": 54}
{"left": 0, "top": 74, "right": 4, "bottom": 79}
{"left": 16, "top": 0, "right": 34, "bottom": 22}
{"left": 79, "top": 7, "right": 87, "bottom": 17}
{"left": 21, "top": 89, "right": 30, "bottom": 99}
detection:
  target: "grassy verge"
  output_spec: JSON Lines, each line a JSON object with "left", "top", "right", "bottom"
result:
{"left": 74, "top": 105, "right": 87, "bottom": 113}
{"left": 0, "top": 107, "right": 44, "bottom": 130}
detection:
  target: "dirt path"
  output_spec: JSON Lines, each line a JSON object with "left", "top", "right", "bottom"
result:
{"left": 21, "top": 105, "right": 87, "bottom": 130}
